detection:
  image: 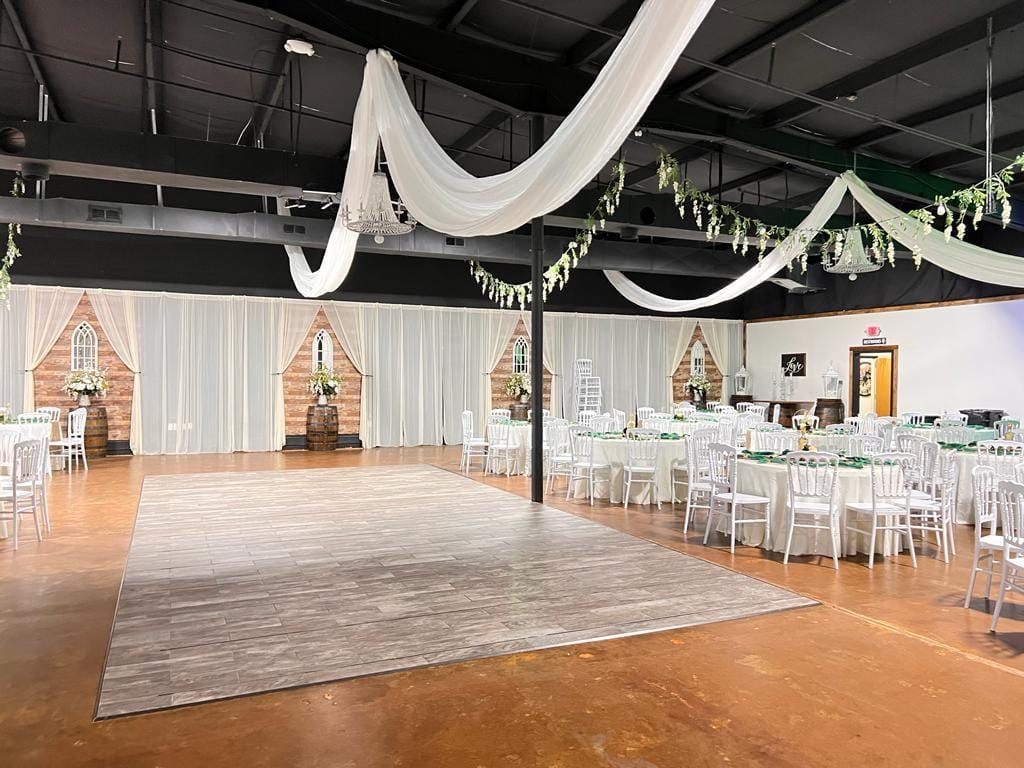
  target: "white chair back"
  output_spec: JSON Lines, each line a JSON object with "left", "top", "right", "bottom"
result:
{"left": 17, "top": 412, "right": 50, "bottom": 423}
{"left": 689, "top": 425, "right": 717, "bottom": 475}
{"left": 972, "top": 465, "right": 998, "bottom": 532}
{"left": 847, "top": 434, "right": 883, "bottom": 458}
{"left": 707, "top": 442, "right": 738, "bottom": 495}
{"left": 794, "top": 413, "right": 819, "bottom": 430}
{"left": 67, "top": 407, "right": 88, "bottom": 439}
{"left": 770, "top": 403, "right": 781, "bottom": 423}
{"left": 762, "top": 431, "right": 797, "bottom": 453}
{"left": 568, "top": 425, "right": 597, "bottom": 464}
{"left": 461, "top": 410, "right": 475, "bottom": 441}
{"left": 826, "top": 423, "right": 855, "bottom": 435}
{"left": 745, "top": 404, "right": 768, "bottom": 420}
{"left": 712, "top": 404, "right": 735, "bottom": 415}
{"left": 997, "top": 479, "right": 1024, "bottom": 552}
{"left": 591, "top": 414, "right": 615, "bottom": 433}
{"left": 488, "top": 421, "right": 517, "bottom": 450}
{"left": 935, "top": 417, "right": 964, "bottom": 429}
{"left": 978, "top": 440, "right": 1024, "bottom": 479}
{"left": 935, "top": 425, "right": 971, "bottom": 445}
{"left": 611, "top": 409, "right": 627, "bottom": 432}
{"left": 0, "top": 431, "right": 17, "bottom": 465}
{"left": 868, "top": 452, "right": 914, "bottom": 505}
{"left": 995, "top": 418, "right": 1020, "bottom": 438}
{"left": 786, "top": 451, "right": 839, "bottom": 504}
{"left": 625, "top": 428, "right": 660, "bottom": 470}
{"left": 940, "top": 411, "right": 968, "bottom": 425}
{"left": 578, "top": 410, "right": 598, "bottom": 429}
{"left": 635, "top": 407, "right": 655, "bottom": 425}
{"left": 645, "top": 417, "right": 673, "bottom": 434}
{"left": 901, "top": 412, "right": 926, "bottom": 426}
{"left": 13, "top": 439, "right": 42, "bottom": 486}
{"left": 716, "top": 417, "right": 737, "bottom": 447}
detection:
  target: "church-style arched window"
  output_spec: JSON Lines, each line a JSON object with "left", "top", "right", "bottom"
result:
{"left": 512, "top": 335, "right": 529, "bottom": 375}
{"left": 71, "top": 321, "right": 98, "bottom": 370}
{"left": 690, "top": 340, "right": 705, "bottom": 377}
{"left": 312, "top": 329, "right": 334, "bottom": 371}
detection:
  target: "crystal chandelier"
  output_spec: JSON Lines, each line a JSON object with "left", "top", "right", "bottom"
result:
{"left": 342, "top": 170, "right": 416, "bottom": 244}
{"left": 822, "top": 226, "right": 880, "bottom": 281}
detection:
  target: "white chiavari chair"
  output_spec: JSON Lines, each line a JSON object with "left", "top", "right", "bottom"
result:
{"left": 0, "top": 440, "right": 44, "bottom": 550}
{"left": 935, "top": 417, "right": 965, "bottom": 430}
{"left": 51, "top": 407, "right": 88, "bottom": 471}
{"left": 645, "top": 417, "right": 674, "bottom": 434}
{"left": 990, "top": 479, "right": 1024, "bottom": 633}
{"left": 703, "top": 442, "right": 771, "bottom": 553}
{"left": 762, "top": 431, "right": 798, "bottom": 453}
{"left": 623, "top": 428, "right": 661, "bottom": 510}
{"left": 770, "top": 403, "right": 781, "bottom": 424}
{"left": 35, "top": 406, "right": 62, "bottom": 440}
{"left": 827, "top": 423, "right": 855, "bottom": 435}
{"left": 672, "top": 429, "right": 715, "bottom": 534}
{"left": 794, "top": 413, "right": 819, "bottom": 430}
{"left": 736, "top": 402, "right": 753, "bottom": 413}
{"left": 484, "top": 421, "right": 520, "bottom": 477}
{"left": 935, "top": 425, "right": 971, "bottom": 445}
{"left": 748, "top": 423, "right": 783, "bottom": 451}
{"left": 566, "top": 426, "right": 610, "bottom": 505}
{"left": 909, "top": 450, "right": 958, "bottom": 563}
{"left": 716, "top": 416, "right": 737, "bottom": 447}
{"left": 591, "top": 414, "right": 616, "bottom": 433}
{"left": 844, "top": 452, "right": 917, "bottom": 569}
{"left": 545, "top": 420, "right": 573, "bottom": 493}
{"left": 745, "top": 404, "right": 768, "bottom": 420}
{"left": 843, "top": 417, "right": 862, "bottom": 433}
{"left": 874, "top": 419, "right": 897, "bottom": 450}
{"left": 940, "top": 411, "right": 968, "bottom": 425}
{"left": 901, "top": 412, "right": 926, "bottom": 426}
{"left": 995, "top": 418, "right": 1019, "bottom": 439}
{"left": 636, "top": 407, "right": 655, "bottom": 426}
{"left": 784, "top": 451, "right": 841, "bottom": 569}
{"left": 611, "top": 409, "right": 627, "bottom": 433}
{"left": 577, "top": 410, "right": 598, "bottom": 430}
{"left": 489, "top": 408, "right": 511, "bottom": 422}
{"left": 977, "top": 440, "right": 1024, "bottom": 480}
{"left": 712, "top": 404, "right": 735, "bottom": 415}
{"left": 460, "top": 410, "right": 488, "bottom": 473}
{"left": 964, "top": 465, "right": 1000, "bottom": 607}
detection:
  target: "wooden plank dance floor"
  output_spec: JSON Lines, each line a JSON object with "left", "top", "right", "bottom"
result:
{"left": 98, "top": 464, "right": 814, "bottom": 717}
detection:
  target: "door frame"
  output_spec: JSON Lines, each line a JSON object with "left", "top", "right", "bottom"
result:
{"left": 848, "top": 345, "right": 899, "bottom": 417}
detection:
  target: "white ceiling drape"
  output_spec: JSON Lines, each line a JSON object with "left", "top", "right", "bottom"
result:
{"left": 89, "top": 289, "right": 145, "bottom": 454}
{"left": 23, "top": 286, "right": 83, "bottom": 412}
{"left": 285, "top": 0, "right": 716, "bottom": 297}
{"left": 603, "top": 177, "right": 848, "bottom": 313}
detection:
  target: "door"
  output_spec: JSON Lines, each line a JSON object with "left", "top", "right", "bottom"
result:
{"left": 848, "top": 345, "right": 898, "bottom": 417}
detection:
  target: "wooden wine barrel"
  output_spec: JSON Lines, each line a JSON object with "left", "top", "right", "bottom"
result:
{"left": 815, "top": 398, "right": 846, "bottom": 427}
{"left": 510, "top": 403, "right": 530, "bottom": 421}
{"left": 306, "top": 404, "right": 338, "bottom": 451}
{"left": 729, "top": 394, "right": 753, "bottom": 408}
{"left": 83, "top": 405, "right": 109, "bottom": 459}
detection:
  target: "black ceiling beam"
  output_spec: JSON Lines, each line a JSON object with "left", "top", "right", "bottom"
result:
{"left": 447, "top": 108, "right": 513, "bottom": 161}
{"left": 1, "top": 0, "right": 62, "bottom": 121}
{"left": 439, "top": 0, "right": 481, "bottom": 32}
{"left": 565, "top": 0, "right": 642, "bottom": 67}
{"left": 710, "top": 165, "right": 790, "bottom": 197}
{"left": 226, "top": 0, "right": 988, "bottom": 205}
{"left": 253, "top": 41, "right": 291, "bottom": 147}
{"left": 759, "top": 1, "right": 1024, "bottom": 129}
{"left": 142, "top": 0, "right": 163, "bottom": 134}
{"left": 915, "top": 128, "right": 1024, "bottom": 173}
{"left": 666, "top": 0, "right": 852, "bottom": 97}
{"left": 842, "top": 74, "right": 1024, "bottom": 150}
{"left": 623, "top": 142, "right": 716, "bottom": 188}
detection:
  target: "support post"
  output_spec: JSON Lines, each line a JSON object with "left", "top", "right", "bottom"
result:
{"left": 530, "top": 114, "right": 545, "bottom": 504}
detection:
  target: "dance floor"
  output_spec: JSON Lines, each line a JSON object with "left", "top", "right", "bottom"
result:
{"left": 97, "top": 464, "right": 813, "bottom": 717}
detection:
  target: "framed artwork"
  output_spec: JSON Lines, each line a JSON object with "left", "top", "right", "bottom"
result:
{"left": 781, "top": 353, "right": 807, "bottom": 377}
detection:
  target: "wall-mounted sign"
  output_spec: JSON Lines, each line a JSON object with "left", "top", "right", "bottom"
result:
{"left": 781, "top": 353, "right": 806, "bottom": 377}
{"left": 864, "top": 325, "right": 883, "bottom": 338}
{"left": 862, "top": 337, "right": 888, "bottom": 346}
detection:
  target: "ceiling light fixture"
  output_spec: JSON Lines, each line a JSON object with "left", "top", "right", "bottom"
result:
{"left": 342, "top": 145, "right": 416, "bottom": 244}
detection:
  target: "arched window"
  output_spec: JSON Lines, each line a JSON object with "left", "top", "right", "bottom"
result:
{"left": 512, "top": 335, "right": 529, "bottom": 375}
{"left": 71, "top": 321, "right": 98, "bottom": 371}
{"left": 312, "top": 329, "right": 334, "bottom": 371}
{"left": 690, "top": 339, "right": 705, "bottom": 377}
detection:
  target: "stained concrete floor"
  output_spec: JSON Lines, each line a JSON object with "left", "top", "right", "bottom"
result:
{"left": 1, "top": 446, "right": 1023, "bottom": 767}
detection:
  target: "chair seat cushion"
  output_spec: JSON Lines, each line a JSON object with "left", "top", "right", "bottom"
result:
{"left": 713, "top": 492, "right": 770, "bottom": 505}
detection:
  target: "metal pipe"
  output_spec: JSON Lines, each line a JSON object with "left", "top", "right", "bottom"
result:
{"left": 985, "top": 17, "right": 995, "bottom": 212}
{"left": 530, "top": 113, "right": 544, "bottom": 504}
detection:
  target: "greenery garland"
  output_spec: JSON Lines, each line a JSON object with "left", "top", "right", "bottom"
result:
{"left": 656, "top": 149, "right": 1024, "bottom": 273}
{"left": 468, "top": 160, "right": 626, "bottom": 309}
{"left": 1, "top": 173, "right": 25, "bottom": 302}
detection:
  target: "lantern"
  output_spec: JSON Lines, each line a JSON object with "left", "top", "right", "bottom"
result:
{"left": 734, "top": 365, "right": 751, "bottom": 395}
{"left": 822, "top": 362, "right": 842, "bottom": 399}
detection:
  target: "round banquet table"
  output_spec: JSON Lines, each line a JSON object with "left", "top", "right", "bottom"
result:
{"left": 568, "top": 436, "right": 687, "bottom": 505}
{"left": 722, "top": 459, "right": 905, "bottom": 557}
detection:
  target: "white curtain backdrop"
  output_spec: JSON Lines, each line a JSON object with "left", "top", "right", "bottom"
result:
{"left": 23, "top": 286, "right": 84, "bottom": 412}
{"left": 136, "top": 293, "right": 277, "bottom": 454}
{"left": 0, "top": 286, "right": 29, "bottom": 413}
{"left": 89, "top": 289, "right": 145, "bottom": 454}
{"left": 272, "top": 300, "right": 320, "bottom": 449}
{"left": 285, "top": 0, "right": 716, "bottom": 296}
{"left": 669, "top": 319, "right": 699, "bottom": 401}
{"left": 700, "top": 319, "right": 744, "bottom": 401}
{"left": 603, "top": 177, "right": 848, "bottom": 313}
{"left": 324, "top": 301, "right": 377, "bottom": 448}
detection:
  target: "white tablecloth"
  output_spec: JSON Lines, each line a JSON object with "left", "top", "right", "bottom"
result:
{"left": 907, "top": 426, "right": 997, "bottom": 443}
{"left": 569, "top": 437, "right": 687, "bottom": 505}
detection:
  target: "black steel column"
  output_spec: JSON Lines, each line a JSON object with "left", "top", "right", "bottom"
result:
{"left": 530, "top": 114, "right": 545, "bottom": 503}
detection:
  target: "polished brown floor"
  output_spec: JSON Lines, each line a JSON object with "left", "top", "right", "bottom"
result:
{"left": 2, "top": 447, "right": 1023, "bottom": 767}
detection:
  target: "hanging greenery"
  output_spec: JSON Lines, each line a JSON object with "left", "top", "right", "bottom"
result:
{"left": 1, "top": 173, "right": 25, "bottom": 302}
{"left": 656, "top": 149, "right": 1024, "bottom": 273}
{"left": 468, "top": 159, "right": 626, "bottom": 309}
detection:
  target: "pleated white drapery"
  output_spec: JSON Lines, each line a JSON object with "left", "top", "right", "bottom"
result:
{"left": 324, "top": 302, "right": 377, "bottom": 448}
{"left": 603, "top": 177, "right": 848, "bottom": 313}
{"left": 699, "top": 319, "right": 744, "bottom": 401}
{"left": 0, "top": 286, "right": 29, "bottom": 413}
{"left": 669, "top": 319, "right": 699, "bottom": 401}
{"left": 842, "top": 171, "right": 1024, "bottom": 287}
{"left": 89, "top": 289, "right": 145, "bottom": 454}
{"left": 272, "top": 300, "right": 320, "bottom": 449}
{"left": 285, "top": 0, "right": 717, "bottom": 296}
{"left": 23, "top": 286, "right": 84, "bottom": 412}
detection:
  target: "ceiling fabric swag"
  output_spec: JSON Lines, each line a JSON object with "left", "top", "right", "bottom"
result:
{"left": 283, "top": 0, "right": 716, "bottom": 297}
{"left": 603, "top": 177, "right": 848, "bottom": 313}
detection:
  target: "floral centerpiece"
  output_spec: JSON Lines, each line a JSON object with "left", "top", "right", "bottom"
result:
{"left": 505, "top": 373, "right": 531, "bottom": 403}
{"left": 686, "top": 373, "right": 710, "bottom": 409}
{"left": 308, "top": 367, "right": 341, "bottom": 406}
{"left": 64, "top": 369, "right": 108, "bottom": 406}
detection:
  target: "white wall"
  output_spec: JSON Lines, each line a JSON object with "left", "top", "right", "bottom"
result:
{"left": 746, "top": 298, "right": 1024, "bottom": 417}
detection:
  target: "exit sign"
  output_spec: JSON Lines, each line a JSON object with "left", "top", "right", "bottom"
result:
{"left": 862, "top": 337, "right": 887, "bottom": 346}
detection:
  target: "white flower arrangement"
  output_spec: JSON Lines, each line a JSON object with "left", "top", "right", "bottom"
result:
{"left": 505, "top": 373, "right": 531, "bottom": 398}
{"left": 686, "top": 373, "right": 710, "bottom": 394}
{"left": 64, "top": 369, "right": 108, "bottom": 399}
{"left": 308, "top": 366, "right": 341, "bottom": 399}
